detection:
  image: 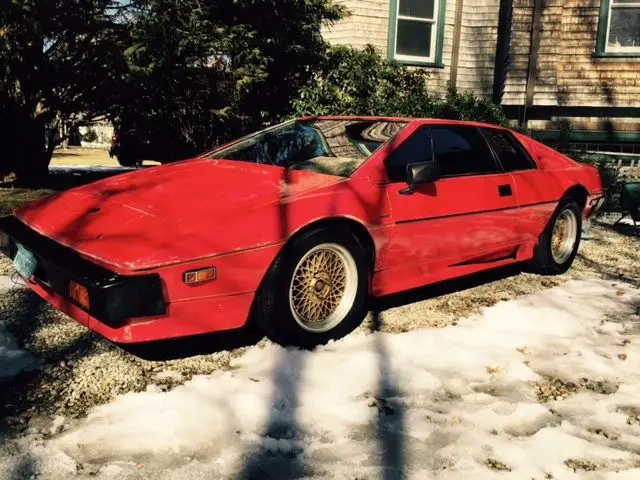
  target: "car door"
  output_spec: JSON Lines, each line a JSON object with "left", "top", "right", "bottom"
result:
{"left": 480, "top": 127, "right": 557, "bottom": 241}
{"left": 382, "top": 124, "right": 524, "bottom": 278}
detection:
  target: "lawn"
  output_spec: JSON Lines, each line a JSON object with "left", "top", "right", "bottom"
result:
{"left": 0, "top": 188, "right": 54, "bottom": 216}
{"left": 50, "top": 147, "right": 160, "bottom": 168}
{"left": 51, "top": 147, "right": 117, "bottom": 167}
{"left": 0, "top": 148, "right": 118, "bottom": 216}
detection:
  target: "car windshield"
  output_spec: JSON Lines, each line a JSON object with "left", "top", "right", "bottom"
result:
{"left": 206, "top": 119, "right": 407, "bottom": 177}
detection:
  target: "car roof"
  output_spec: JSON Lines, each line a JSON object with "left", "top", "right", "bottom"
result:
{"left": 296, "top": 115, "right": 509, "bottom": 131}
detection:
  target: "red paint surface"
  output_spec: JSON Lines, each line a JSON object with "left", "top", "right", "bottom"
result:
{"left": 28, "top": 276, "right": 254, "bottom": 343}
{"left": 13, "top": 118, "right": 603, "bottom": 343}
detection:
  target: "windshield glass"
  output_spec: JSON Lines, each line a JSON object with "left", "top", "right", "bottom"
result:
{"left": 206, "top": 119, "right": 407, "bottom": 177}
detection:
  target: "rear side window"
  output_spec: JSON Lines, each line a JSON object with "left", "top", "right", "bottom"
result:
{"left": 385, "top": 126, "right": 434, "bottom": 183}
{"left": 483, "top": 129, "right": 536, "bottom": 171}
{"left": 431, "top": 126, "right": 498, "bottom": 177}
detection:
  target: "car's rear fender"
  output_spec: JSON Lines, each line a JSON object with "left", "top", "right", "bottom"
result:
{"left": 561, "top": 185, "right": 589, "bottom": 211}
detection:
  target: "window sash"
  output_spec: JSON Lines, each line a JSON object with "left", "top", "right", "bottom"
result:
{"left": 394, "top": 1, "right": 440, "bottom": 62}
{"left": 605, "top": 1, "right": 640, "bottom": 52}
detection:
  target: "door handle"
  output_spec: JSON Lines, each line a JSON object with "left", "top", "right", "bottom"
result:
{"left": 498, "top": 184, "right": 512, "bottom": 197}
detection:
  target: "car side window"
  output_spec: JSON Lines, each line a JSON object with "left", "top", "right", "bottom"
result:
{"left": 385, "top": 126, "right": 433, "bottom": 183}
{"left": 431, "top": 126, "right": 499, "bottom": 177}
{"left": 482, "top": 129, "right": 536, "bottom": 171}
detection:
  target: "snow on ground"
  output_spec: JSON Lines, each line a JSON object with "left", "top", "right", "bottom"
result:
{"left": 0, "top": 324, "right": 38, "bottom": 382}
{"left": 0, "top": 278, "right": 38, "bottom": 382}
{"left": 2, "top": 278, "right": 640, "bottom": 479}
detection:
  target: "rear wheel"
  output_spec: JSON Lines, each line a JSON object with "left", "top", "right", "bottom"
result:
{"left": 254, "top": 227, "right": 369, "bottom": 348}
{"left": 531, "top": 199, "right": 582, "bottom": 275}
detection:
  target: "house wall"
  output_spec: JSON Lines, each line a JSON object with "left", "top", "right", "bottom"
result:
{"left": 323, "top": 0, "right": 640, "bottom": 142}
{"left": 504, "top": 0, "right": 640, "bottom": 137}
{"left": 454, "top": 0, "right": 501, "bottom": 98}
{"left": 324, "top": 0, "right": 639, "bottom": 107}
{"left": 321, "top": 1, "right": 390, "bottom": 52}
{"left": 322, "top": 0, "right": 502, "bottom": 97}
{"left": 505, "top": 0, "right": 640, "bottom": 109}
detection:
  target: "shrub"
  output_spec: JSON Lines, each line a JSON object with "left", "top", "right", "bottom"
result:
{"left": 434, "top": 87, "right": 511, "bottom": 128}
{"left": 82, "top": 127, "right": 99, "bottom": 144}
{"left": 577, "top": 154, "right": 622, "bottom": 212}
{"left": 293, "top": 45, "right": 511, "bottom": 127}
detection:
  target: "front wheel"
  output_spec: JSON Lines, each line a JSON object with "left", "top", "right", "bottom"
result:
{"left": 530, "top": 199, "right": 582, "bottom": 275}
{"left": 254, "top": 228, "right": 370, "bottom": 349}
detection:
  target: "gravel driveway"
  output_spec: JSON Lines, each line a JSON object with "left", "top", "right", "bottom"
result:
{"left": 0, "top": 217, "right": 637, "bottom": 429}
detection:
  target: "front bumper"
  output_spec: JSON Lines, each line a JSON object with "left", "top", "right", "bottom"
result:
{"left": 0, "top": 216, "right": 254, "bottom": 343}
{"left": 0, "top": 216, "right": 165, "bottom": 326}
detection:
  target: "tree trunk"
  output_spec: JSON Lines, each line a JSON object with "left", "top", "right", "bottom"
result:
{"left": 13, "top": 120, "right": 53, "bottom": 187}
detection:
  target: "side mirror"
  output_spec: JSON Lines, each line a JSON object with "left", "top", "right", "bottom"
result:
{"left": 399, "top": 160, "right": 439, "bottom": 195}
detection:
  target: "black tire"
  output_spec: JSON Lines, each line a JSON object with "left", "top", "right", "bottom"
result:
{"left": 530, "top": 198, "right": 582, "bottom": 275}
{"left": 254, "top": 227, "right": 370, "bottom": 349}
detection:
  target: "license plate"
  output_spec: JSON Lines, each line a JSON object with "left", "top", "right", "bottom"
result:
{"left": 13, "top": 244, "right": 37, "bottom": 279}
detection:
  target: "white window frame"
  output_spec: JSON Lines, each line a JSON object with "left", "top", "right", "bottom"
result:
{"left": 605, "top": 0, "right": 640, "bottom": 53}
{"left": 392, "top": 0, "right": 440, "bottom": 63}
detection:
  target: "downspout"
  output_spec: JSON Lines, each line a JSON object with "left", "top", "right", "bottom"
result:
{"left": 492, "top": 0, "right": 513, "bottom": 105}
{"left": 522, "top": 0, "right": 545, "bottom": 127}
{"left": 449, "top": 0, "right": 465, "bottom": 87}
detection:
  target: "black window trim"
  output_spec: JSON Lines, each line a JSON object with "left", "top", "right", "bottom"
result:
{"left": 479, "top": 127, "right": 537, "bottom": 173}
{"left": 383, "top": 124, "right": 435, "bottom": 184}
{"left": 383, "top": 124, "right": 514, "bottom": 183}
{"left": 430, "top": 125, "right": 503, "bottom": 179}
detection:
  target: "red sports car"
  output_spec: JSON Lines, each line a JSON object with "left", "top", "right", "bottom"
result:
{"left": 0, "top": 117, "right": 604, "bottom": 348}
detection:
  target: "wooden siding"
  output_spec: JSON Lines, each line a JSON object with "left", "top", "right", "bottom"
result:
{"left": 322, "top": 0, "right": 502, "bottom": 98}
{"left": 321, "top": 0, "right": 456, "bottom": 93}
{"left": 504, "top": 0, "right": 640, "bottom": 108}
{"left": 322, "top": 0, "right": 640, "bottom": 123}
{"left": 455, "top": 0, "right": 501, "bottom": 98}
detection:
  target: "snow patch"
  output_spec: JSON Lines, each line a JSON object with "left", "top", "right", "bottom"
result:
{"left": 0, "top": 325, "right": 39, "bottom": 382}
{"left": 0, "top": 277, "right": 38, "bottom": 382}
{"left": 3, "top": 279, "right": 640, "bottom": 479}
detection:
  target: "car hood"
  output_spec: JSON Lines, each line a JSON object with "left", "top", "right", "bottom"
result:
{"left": 15, "top": 159, "right": 344, "bottom": 271}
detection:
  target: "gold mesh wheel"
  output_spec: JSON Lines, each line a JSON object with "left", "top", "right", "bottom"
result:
{"left": 551, "top": 208, "right": 578, "bottom": 264}
{"left": 288, "top": 243, "right": 358, "bottom": 333}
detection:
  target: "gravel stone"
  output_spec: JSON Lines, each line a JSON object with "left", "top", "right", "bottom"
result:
{"left": 564, "top": 458, "right": 599, "bottom": 472}
{"left": 617, "top": 406, "right": 640, "bottom": 426}
{"left": 536, "top": 377, "right": 620, "bottom": 403}
{"left": 485, "top": 458, "right": 511, "bottom": 472}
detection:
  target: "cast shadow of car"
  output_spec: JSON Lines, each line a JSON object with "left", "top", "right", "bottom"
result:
{"left": 119, "top": 321, "right": 265, "bottom": 361}
{"left": 608, "top": 219, "right": 639, "bottom": 238}
{"left": 124, "top": 263, "right": 522, "bottom": 361}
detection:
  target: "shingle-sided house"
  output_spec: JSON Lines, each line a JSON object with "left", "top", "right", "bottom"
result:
{"left": 322, "top": 0, "right": 640, "bottom": 154}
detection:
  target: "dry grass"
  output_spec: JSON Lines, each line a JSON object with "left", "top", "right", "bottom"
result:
{"left": 0, "top": 189, "right": 54, "bottom": 274}
{"left": 51, "top": 147, "right": 160, "bottom": 167}
{"left": 51, "top": 147, "right": 116, "bottom": 167}
{"left": 0, "top": 188, "right": 54, "bottom": 216}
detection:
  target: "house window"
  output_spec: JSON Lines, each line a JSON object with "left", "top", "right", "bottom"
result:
{"left": 388, "top": 0, "right": 446, "bottom": 66}
{"left": 596, "top": 0, "right": 640, "bottom": 56}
